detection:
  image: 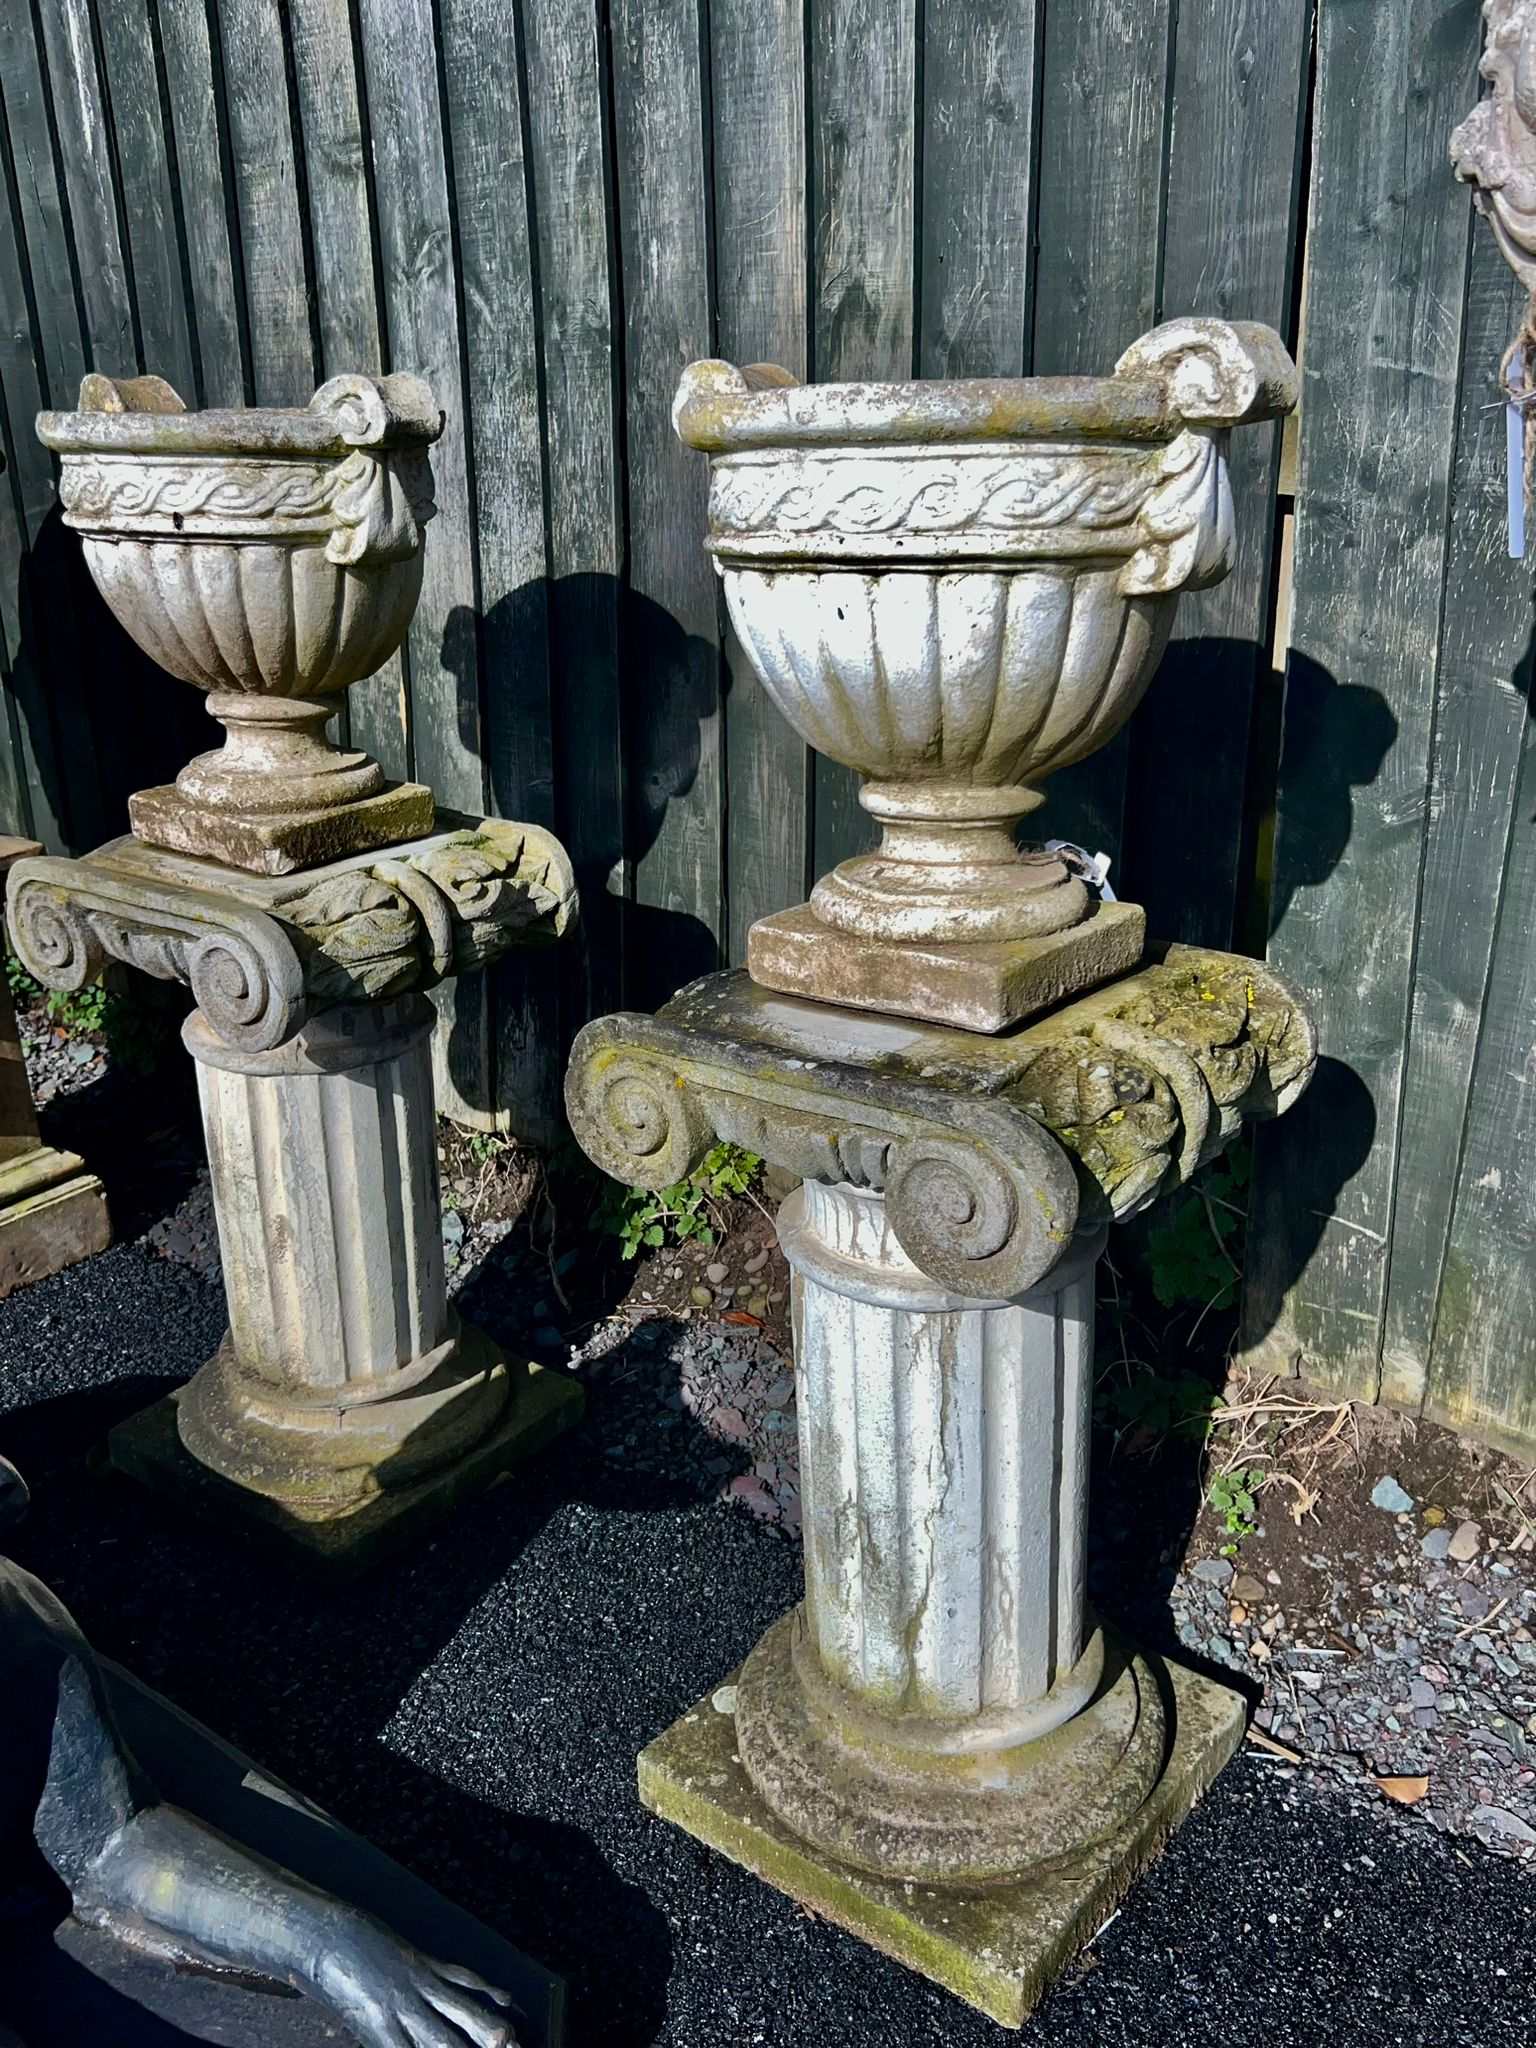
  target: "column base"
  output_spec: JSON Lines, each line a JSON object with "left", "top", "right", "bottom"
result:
{"left": 108, "top": 1325, "right": 583, "bottom": 1582}
{"left": 639, "top": 1639, "right": 1244, "bottom": 2030}
{"left": 0, "top": 1143, "right": 111, "bottom": 1297}
{"left": 747, "top": 899, "right": 1146, "bottom": 1032}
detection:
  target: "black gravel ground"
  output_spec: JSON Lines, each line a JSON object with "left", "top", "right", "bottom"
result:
{"left": 1, "top": 1244, "right": 1530, "bottom": 2048}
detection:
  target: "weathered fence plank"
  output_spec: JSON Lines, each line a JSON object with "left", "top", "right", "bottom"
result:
{"left": 1426, "top": 717, "right": 1536, "bottom": 1455}
{"left": 93, "top": 0, "right": 197, "bottom": 395}
{"left": 34, "top": 0, "right": 134, "bottom": 371}
{"left": 154, "top": 0, "right": 247, "bottom": 407}
{"left": 439, "top": 0, "right": 559, "bottom": 1136}
{"left": 919, "top": 0, "right": 1040, "bottom": 381}
{"left": 214, "top": 0, "right": 314, "bottom": 405}
{"left": 1123, "top": 0, "right": 1311, "bottom": 949}
{"left": 1031, "top": 0, "right": 1173, "bottom": 871}
{"left": 1244, "top": 0, "right": 1483, "bottom": 1394}
{"left": 610, "top": 0, "right": 723, "bottom": 1007}
{"left": 0, "top": 5, "right": 81, "bottom": 849}
{"left": 712, "top": 0, "right": 811, "bottom": 962}
{"left": 522, "top": 0, "right": 627, "bottom": 1028}
{"left": 809, "top": 0, "right": 917, "bottom": 880}
{"left": 355, "top": 0, "right": 490, "bottom": 1120}
{"left": 1381, "top": 244, "right": 1533, "bottom": 1409}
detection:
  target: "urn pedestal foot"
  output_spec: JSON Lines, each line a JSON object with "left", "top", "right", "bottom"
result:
{"left": 128, "top": 774, "right": 437, "bottom": 878}
{"left": 107, "top": 992, "right": 582, "bottom": 1577}
{"left": 747, "top": 898, "right": 1146, "bottom": 1032}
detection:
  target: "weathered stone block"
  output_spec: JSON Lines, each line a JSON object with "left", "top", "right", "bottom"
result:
{"left": 748, "top": 898, "right": 1146, "bottom": 1031}
{"left": 639, "top": 1650, "right": 1245, "bottom": 2030}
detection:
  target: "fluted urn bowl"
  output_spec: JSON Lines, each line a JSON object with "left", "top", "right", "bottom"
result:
{"left": 675, "top": 319, "right": 1297, "bottom": 944}
{"left": 37, "top": 371, "right": 443, "bottom": 875}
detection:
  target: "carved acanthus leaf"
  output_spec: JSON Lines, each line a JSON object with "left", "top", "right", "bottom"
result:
{"left": 282, "top": 825, "right": 577, "bottom": 1007}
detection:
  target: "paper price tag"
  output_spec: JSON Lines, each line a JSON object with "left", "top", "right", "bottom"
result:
{"left": 1508, "top": 355, "right": 1529, "bottom": 561}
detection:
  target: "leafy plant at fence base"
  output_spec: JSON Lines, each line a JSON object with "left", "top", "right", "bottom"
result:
{"left": 595, "top": 1143, "right": 763, "bottom": 1260}
{"left": 1096, "top": 1364, "right": 1225, "bottom": 1444}
{"left": 1144, "top": 1144, "right": 1249, "bottom": 1311}
{"left": 1208, "top": 1464, "right": 1265, "bottom": 1548}
{"left": 6, "top": 948, "right": 176, "bottom": 1075}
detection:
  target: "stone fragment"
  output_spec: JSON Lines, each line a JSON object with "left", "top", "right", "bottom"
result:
{"left": 1192, "top": 1557, "right": 1234, "bottom": 1587}
{"left": 1231, "top": 1573, "right": 1266, "bottom": 1603}
{"left": 1371, "top": 1477, "right": 1414, "bottom": 1513}
{"left": 1458, "top": 1581, "right": 1492, "bottom": 1621}
{"left": 1469, "top": 1805, "right": 1536, "bottom": 1846}
{"left": 1448, "top": 1520, "right": 1482, "bottom": 1562}
{"left": 1420, "top": 1528, "right": 1452, "bottom": 1560}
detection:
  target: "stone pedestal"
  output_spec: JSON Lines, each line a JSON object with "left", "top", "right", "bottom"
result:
{"left": 643, "top": 1180, "right": 1245, "bottom": 2024}
{"left": 0, "top": 836, "right": 110, "bottom": 1300}
{"left": 567, "top": 957, "right": 1315, "bottom": 2025}
{"left": 10, "top": 815, "right": 582, "bottom": 1577}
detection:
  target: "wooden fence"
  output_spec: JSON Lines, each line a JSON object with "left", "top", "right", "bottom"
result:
{"left": 0, "top": 0, "right": 1530, "bottom": 1453}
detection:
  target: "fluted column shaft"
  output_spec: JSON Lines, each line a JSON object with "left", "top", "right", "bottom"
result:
{"left": 186, "top": 994, "right": 450, "bottom": 1394}
{"left": 780, "top": 1179, "right": 1103, "bottom": 1737}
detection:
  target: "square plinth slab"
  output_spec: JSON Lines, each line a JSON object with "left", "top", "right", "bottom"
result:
{"left": 638, "top": 1650, "right": 1245, "bottom": 2030}
{"left": 108, "top": 1344, "right": 584, "bottom": 1582}
{"left": 747, "top": 899, "right": 1146, "bottom": 1032}
{"left": 0, "top": 1660, "right": 563, "bottom": 2046}
{"left": 129, "top": 777, "right": 437, "bottom": 876}
{"left": 0, "top": 1143, "right": 111, "bottom": 1297}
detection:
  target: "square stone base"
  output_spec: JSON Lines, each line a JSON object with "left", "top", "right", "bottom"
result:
{"left": 638, "top": 1650, "right": 1245, "bottom": 2030}
{"left": 108, "top": 1350, "right": 584, "bottom": 1581}
{"left": 747, "top": 900, "right": 1146, "bottom": 1032}
{"left": 0, "top": 1143, "right": 111, "bottom": 1297}
{"left": 129, "top": 778, "right": 437, "bottom": 876}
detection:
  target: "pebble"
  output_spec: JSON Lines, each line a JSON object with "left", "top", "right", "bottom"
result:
{"left": 1409, "top": 1679, "right": 1437, "bottom": 1709}
{"left": 705, "top": 1261, "right": 729, "bottom": 1285}
{"left": 1448, "top": 1521, "right": 1482, "bottom": 1563}
{"left": 690, "top": 1285, "right": 713, "bottom": 1309}
{"left": 1231, "top": 1573, "right": 1267, "bottom": 1603}
{"left": 1420, "top": 1528, "right": 1452, "bottom": 1560}
{"left": 1371, "top": 1477, "right": 1415, "bottom": 1514}
{"left": 1458, "top": 1581, "right": 1492, "bottom": 1622}
{"left": 1469, "top": 1804, "right": 1536, "bottom": 1846}
{"left": 1193, "top": 1557, "right": 1234, "bottom": 1587}
{"left": 744, "top": 1247, "right": 770, "bottom": 1275}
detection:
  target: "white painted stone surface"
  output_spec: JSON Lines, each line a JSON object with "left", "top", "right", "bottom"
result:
{"left": 780, "top": 1178, "right": 1105, "bottom": 1740}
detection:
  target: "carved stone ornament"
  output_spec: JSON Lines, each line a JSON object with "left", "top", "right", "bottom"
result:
{"left": 673, "top": 321, "right": 1297, "bottom": 960}
{"left": 1452, "top": 1, "right": 1536, "bottom": 294}
{"left": 4, "top": 815, "right": 576, "bottom": 1054}
{"left": 565, "top": 946, "right": 1314, "bottom": 1298}
{"left": 36, "top": 372, "right": 444, "bottom": 875}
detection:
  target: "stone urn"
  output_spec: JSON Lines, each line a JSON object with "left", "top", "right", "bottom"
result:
{"left": 674, "top": 319, "right": 1297, "bottom": 1027}
{"left": 38, "top": 372, "right": 442, "bottom": 876}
